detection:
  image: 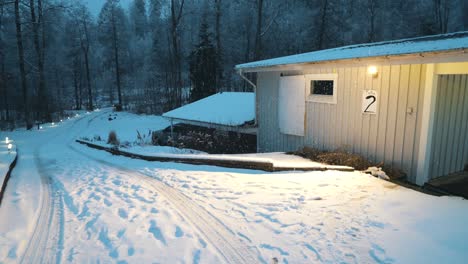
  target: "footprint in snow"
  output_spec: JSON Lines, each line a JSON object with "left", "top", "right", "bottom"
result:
{"left": 118, "top": 208, "right": 128, "bottom": 219}
{"left": 175, "top": 226, "right": 184, "bottom": 237}
{"left": 148, "top": 220, "right": 166, "bottom": 245}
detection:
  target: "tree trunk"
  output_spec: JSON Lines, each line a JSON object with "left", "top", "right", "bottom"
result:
{"left": 15, "top": 0, "right": 32, "bottom": 129}
{"left": 368, "top": 0, "right": 376, "bottom": 42}
{"left": 111, "top": 10, "right": 122, "bottom": 108}
{"left": 170, "top": 0, "right": 184, "bottom": 108}
{"left": 317, "top": 0, "right": 329, "bottom": 50}
{"left": 253, "top": 0, "right": 263, "bottom": 61}
{"left": 82, "top": 19, "right": 93, "bottom": 110}
{"left": 30, "top": 0, "right": 47, "bottom": 121}
{"left": 0, "top": 1, "right": 7, "bottom": 121}
{"left": 73, "top": 73, "right": 79, "bottom": 110}
{"left": 214, "top": 0, "right": 222, "bottom": 91}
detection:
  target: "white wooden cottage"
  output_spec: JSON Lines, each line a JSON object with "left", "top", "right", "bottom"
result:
{"left": 236, "top": 31, "right": 468, "bottom": 185}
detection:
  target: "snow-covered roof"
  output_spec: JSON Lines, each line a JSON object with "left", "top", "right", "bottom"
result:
{"left": 236, "top": 31, "right": 468, "bottom": 71}
{"left": 163, "top": 92, "right": 255, "bottom": 126}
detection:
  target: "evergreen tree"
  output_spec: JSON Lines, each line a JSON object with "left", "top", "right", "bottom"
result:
{"left": 189, "top": 19, "right": 218, "bottom": 102}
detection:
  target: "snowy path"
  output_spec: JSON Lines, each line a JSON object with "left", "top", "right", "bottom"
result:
{"left": 1, "top": 110, "right": 468, "bottom": 263}
{"left": 1, "top": 110, "right": 256, "bottom": 263}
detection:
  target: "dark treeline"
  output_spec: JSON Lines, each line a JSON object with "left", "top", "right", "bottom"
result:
{"left": 0, "top": 0, "right": 466, "bottom": 129}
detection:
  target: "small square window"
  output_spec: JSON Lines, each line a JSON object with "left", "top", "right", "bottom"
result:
{"left": 306, "top": 74, "right": 338, "bottom": 104}
{"left": 311, "top": 80, "right": 334, "bottom": 96}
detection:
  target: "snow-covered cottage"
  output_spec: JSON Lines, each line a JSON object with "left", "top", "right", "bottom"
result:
{"left": 163, "top": 92, "right": 256, "bottom": 134}
{"left": 235, "top": 31, "right": 468, "bottom": 185}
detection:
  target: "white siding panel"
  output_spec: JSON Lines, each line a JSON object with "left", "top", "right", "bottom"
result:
{"left": 257, "top": 63, "right": 426, "bottom": 179}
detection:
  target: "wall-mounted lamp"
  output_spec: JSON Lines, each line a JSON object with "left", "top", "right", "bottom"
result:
{"left": 5, "top": 137, "right": 9, "bottom": 144}
{"left": 7, "top": 143, "right": 12, "bottom": 152}
{"left": 368, "top": 66, "right": 378, "bottom": 78}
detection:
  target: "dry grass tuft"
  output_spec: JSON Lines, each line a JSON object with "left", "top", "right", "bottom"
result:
{"left": 107, "top": 131, "right": 120, "bottom": 146}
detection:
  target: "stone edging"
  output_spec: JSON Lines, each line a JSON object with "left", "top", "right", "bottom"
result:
{"left": 76, "top": 139, "right": 354, "bottom": 173}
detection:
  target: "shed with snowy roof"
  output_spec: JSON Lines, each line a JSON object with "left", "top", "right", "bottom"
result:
{"left": 163, "top": 92, "right": 256, "bottom": 134}
{"left": 235, "top": 31, "right": 468, "bottom": 186}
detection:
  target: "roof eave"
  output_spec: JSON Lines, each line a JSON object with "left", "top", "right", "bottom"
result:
{"left": 236, "top": 48, "right": 468, "bottom": 73}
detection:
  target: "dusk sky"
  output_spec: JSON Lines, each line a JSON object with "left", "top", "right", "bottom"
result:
{"left": 84, "top": 0, "right": 133, "bottom": 17}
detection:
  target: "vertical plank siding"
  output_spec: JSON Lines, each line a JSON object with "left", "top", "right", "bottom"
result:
{"left": 430, "top": 75, "right": 468, "bottom": 179}
{"left": 257, "top": 64, "right": 426, "bottom": 179}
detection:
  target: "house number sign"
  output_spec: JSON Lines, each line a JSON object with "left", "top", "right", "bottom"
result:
{"left": 362, "top": 90, "right": 378, "bottom": 114}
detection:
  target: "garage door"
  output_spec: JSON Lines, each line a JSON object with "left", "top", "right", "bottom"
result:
{"left": 430, "top": 75, "right": 468, "bottom": 179}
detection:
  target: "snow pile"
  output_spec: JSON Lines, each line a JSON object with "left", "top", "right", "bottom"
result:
{"left": 163, "top": 92, "right": 255, "bottom": 126}
{"left": 365, "top": 166, "right": 390, "bottom": 180}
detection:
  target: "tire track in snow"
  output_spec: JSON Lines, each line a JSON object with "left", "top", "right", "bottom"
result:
{"left": 20, "top": 112, "right": 109, "bottom": 263}
{"left": 68, "top": 143, "right": 259, "bottom": 264}
{"left": 20, "top": 144, "right": 68, "bottom": 263}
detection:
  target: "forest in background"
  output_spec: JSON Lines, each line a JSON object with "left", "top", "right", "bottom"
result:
{"left": 0, "top": 0, "right": 467, "bottom": 129}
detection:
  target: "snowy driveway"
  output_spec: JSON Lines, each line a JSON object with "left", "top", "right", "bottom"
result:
{"left": 1, "top": 110, "right": 468, "bottom": 263}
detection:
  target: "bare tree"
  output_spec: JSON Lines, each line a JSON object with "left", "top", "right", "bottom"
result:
{"left": 15, "top": 0, "right": 32, "bottom": 129}
{"left": 253, "top": 0, "right": 263, "bottom": 61}
{"left": 317, "top": 0, "right": 329, "bottom": 49}
{"left": 99, "top": 0, "right": 126, "bottom": 109}
{"left": 368, "top": 0, "right": 377, "bottom": 42}
{"left": 169, "top": 0, "right": 185, "bottom": 108}
{"left": 214, "top": 0, "right": 223, "bottom": 90}
{"left": 29, "top": 0, "right": 48, "bottom": 120}
{"left": 434, "top": 0, "right": 450, "bottom": 33}
{"left": 77, "top": 5, "right": 93, "bottom": 110}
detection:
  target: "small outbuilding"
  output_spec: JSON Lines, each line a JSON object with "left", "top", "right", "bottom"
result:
{"left": 236, "top": 31, "right": 468, "bottom": 185}
{"left": 163, "top": 92, "right": 256, "bottom": 134}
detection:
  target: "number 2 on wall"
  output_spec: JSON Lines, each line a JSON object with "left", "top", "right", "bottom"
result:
{"left": 362, "top": 90, "right": 378, "bottom": 114}
{"left": 364, "top": 95, "right": 376, "bottom": 113}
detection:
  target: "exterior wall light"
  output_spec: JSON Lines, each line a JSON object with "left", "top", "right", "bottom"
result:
{"left": 5, "top": 137, "right": 9, "bottom": 144}
{"left": 8, "top": 143, "right": 12, "bottom": 152}
{"left": 368, "top": 66, "right": 378, "bottom": 77}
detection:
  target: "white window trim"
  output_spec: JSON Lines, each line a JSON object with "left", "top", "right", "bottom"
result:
{"left": 306, "top": 73, "right": 338, "bottom": 104}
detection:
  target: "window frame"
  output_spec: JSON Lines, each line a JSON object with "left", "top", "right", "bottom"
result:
{"left": 306, "top": 73, "right": 338, "bottom": 104}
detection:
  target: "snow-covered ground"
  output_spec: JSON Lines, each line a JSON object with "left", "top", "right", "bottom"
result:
{"left": 1, "top": 109, "right": 468, "bottom": 263}
{"left": 81, "top": 109, "right": 172, "bottom": 143}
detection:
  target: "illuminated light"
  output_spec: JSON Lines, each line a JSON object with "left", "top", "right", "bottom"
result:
{"left": 5, "top": 137, "right": 9, "bottom": 144}
{"left": 368, "top": 66, "right": 378, "bottom": 77}
{"left": 60, "top": 119, "right": 63, "bottom": 122}
{"left": 7, "top": 143, "right": 12, "bottom": 152}
{"left": 40, "top": 126, "right": 43, "bottom": 130}
{"left": 52, "top": 122, "right": 55, "bottom": 126}
{"left": 67, "top": 117, "right": 70, "bottom": 120}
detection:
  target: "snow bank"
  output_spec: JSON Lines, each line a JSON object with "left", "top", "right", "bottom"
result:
{"left": 81, "top": 109, "right": 172, "bottom": 143}
{"left": 163, "top": 92, "right": 255, "bottom": 126}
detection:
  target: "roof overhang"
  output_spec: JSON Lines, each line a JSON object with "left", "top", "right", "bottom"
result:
{"left": 237, "top": 48, "right": 468, "bottom": 73}
{"left": 165, "top": 116, "right": 257, "bottom": 135}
